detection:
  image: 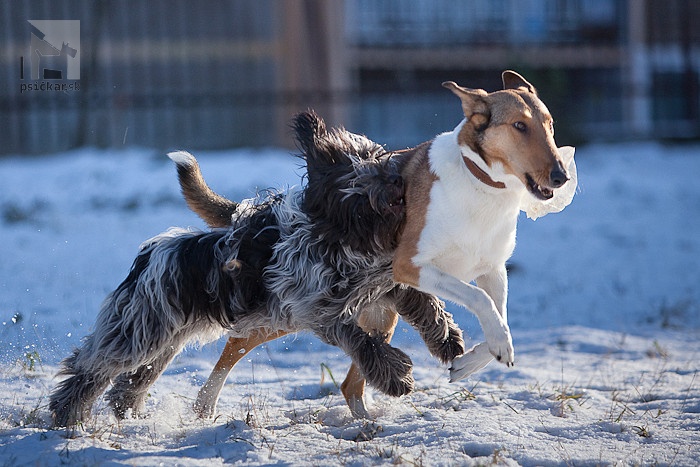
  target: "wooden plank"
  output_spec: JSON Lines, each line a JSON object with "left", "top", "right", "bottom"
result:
{"left": 349, "top": 45, "right": 623, "bottom": 70}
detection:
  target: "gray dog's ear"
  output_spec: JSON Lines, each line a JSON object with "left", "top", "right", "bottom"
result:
{"left": 502, "top": 70, "right": 537, "bottom": 95}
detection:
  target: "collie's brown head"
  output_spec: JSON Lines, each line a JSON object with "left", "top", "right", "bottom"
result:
{"left": 443, "top": 71, "right": 569, "bottom": 200}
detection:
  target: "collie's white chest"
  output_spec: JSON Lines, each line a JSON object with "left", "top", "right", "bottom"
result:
{"left": 413, "top": 135, "right": 522, "bottom": 282}
{"left": 416, "top": 184, "right": 519, "bottom": 280}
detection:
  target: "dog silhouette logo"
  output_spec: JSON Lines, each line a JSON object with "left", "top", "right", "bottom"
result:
{"left": 25, "top": 20, "right": 80, "bottom": 80}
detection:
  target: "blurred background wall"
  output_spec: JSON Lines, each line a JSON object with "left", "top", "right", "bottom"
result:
{"left": 1, "top": 0, "right": 698, "bottom": 154}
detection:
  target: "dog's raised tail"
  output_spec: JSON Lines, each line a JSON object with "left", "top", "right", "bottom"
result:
{"left": 168, "top": 151, "right": 237, "bottom": 228}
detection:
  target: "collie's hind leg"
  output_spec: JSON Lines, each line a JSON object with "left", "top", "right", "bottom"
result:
{"left": 341, "top": 364, "right": 370, "bottom": 419}
{"left": 341, "top": 309, "right": 400, "bottom": 418}
{"left": 195, "top": 330, "right": 288, "bottom": 418}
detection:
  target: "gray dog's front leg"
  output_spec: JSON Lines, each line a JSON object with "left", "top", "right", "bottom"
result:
{"left": 318, "top": 320, "right": 414, "bottom": 397}
{"left": 391, "top": 286, "right": 465, "bottom": 363}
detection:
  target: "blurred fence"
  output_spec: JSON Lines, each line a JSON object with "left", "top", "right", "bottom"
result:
{"left": 346, "top": 0, "right": 622, "bottom": 46}
{"left": 1, "top": 0, "right": 699, "bottom": 155}
{"left": 345, "top": 0, "right": 700, "bottom": 146}
{"left": 1, "top": 0, "right": 346, "bottom": 154}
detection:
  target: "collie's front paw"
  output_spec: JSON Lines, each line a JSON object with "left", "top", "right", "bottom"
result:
{"left": 482, "top": 322, "right": 515, "bottom": 367}
{"left": 488, "top": 335, "right": 514, "bottom": 367}
{"left": 449, "top": 342, "right": 493, "bottom": 381}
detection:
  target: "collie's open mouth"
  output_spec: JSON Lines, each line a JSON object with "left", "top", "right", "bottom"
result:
{"left": 526, "top": 174, "right": 554, "bottom": 201}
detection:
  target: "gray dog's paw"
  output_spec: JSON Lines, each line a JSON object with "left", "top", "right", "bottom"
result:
{"left": 358, "top": 338, "right": 414, "bottom": 397}
{"left": 433, "top": 327, "right": 466, "bottom": 364}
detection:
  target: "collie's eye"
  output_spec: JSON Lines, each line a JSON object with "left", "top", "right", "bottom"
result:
{"left": 513, "top": 121, "right": 527, "bottom": 132}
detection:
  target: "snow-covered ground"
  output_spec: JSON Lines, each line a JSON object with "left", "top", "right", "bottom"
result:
{"left": 0, "top": 142, "right": 698, "bottom": 466}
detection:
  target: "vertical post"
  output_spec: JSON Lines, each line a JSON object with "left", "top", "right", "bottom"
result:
{"left": 322, "top": 0, "right": 350, "bottom": 128}
{"left": 624, "top": 0, "right": 651, "bottom": 137}
{"left": 274, "top": 0, "right": 349, "bottom": 147}
{"left": 680, "top": 0, "right": 699, "bottom": 127}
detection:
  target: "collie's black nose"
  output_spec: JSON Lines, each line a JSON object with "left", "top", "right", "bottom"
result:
{"left": 550, "top": 168, "right": 568, "bottom": 188}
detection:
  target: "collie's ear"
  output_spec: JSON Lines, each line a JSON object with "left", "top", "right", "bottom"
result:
{"left": 442, "top": 81, "right": 490, "bottom": 130}
{"left": 502, "top": 70, "right": 537, "bottom": 95}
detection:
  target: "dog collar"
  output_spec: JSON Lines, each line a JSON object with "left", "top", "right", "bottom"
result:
{"left": 462, "top": 156, "right": 506, "bottom": 189}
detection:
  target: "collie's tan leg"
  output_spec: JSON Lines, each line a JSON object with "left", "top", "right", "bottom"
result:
{"left": 341, "top": 310, "right": 399, "bottom": 418}
{"left": 195, "top": 330, "right": 288, "bottom": 418}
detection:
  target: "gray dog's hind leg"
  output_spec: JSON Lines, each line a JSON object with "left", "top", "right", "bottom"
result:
{"left": 105, "top": 344, "right": 182, "bottom": 419}
{"left": 49, "top": 349, "right": 112, "bottom": 428}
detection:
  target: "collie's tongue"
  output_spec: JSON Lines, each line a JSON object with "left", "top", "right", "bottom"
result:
{"left": 521, "top": 146, "right": 577, "bottom": 220}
